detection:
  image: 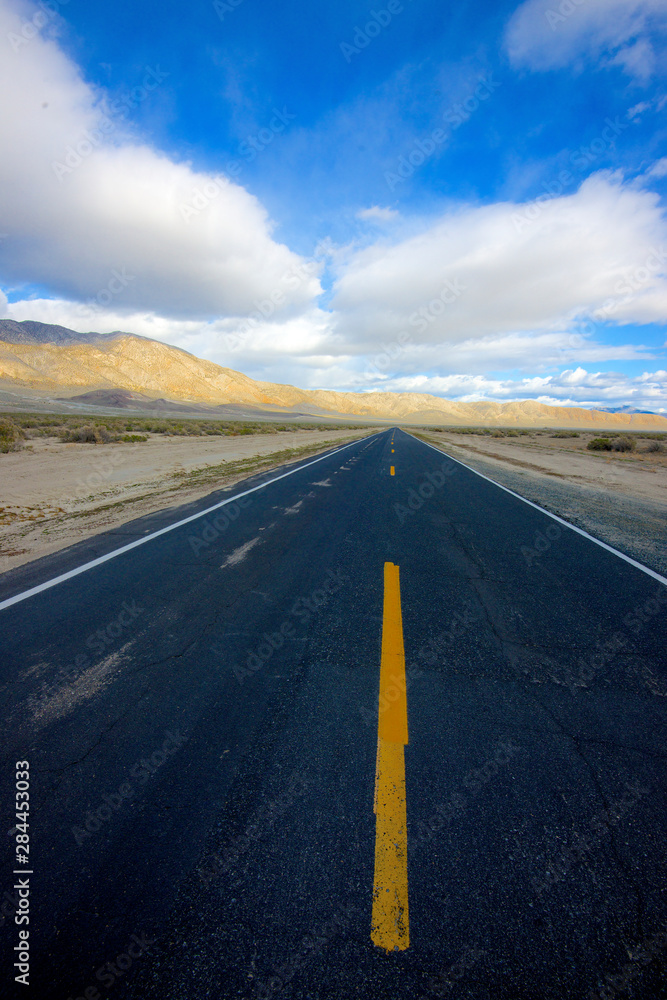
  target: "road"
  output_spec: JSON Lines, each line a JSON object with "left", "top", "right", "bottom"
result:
{"left": 1, "top": 427, "right": 666, "bottom": 1000}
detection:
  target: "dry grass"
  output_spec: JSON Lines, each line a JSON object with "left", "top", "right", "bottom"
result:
{"left": 5, "top": 412, "right": 368, "bottom": 445}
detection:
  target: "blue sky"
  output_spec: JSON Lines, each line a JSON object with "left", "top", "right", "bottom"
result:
{"left": 0, "top": 0, "right": 666, "bottom": 410}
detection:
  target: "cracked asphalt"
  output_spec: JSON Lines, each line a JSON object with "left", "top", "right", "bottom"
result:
{"left": 1, "top": 428, "right": 666, "bottom": 999}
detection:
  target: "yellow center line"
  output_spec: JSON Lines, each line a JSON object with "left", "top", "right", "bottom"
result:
{"left": 390, "top": 466, "right": 395, "bottom": 476}
{"left": 371, "top": 562, "right": 409, "bottom": 952}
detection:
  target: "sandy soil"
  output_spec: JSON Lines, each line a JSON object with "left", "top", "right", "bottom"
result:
{"left": 0, "top": 428, "right": 371, "bottom": 572}
{"left": 417, "top": 430, "right": 667, "bottom": 577}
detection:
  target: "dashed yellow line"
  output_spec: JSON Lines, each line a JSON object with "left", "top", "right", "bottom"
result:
{"left": 390, "top": 466, "right": 395, "bottom": 476}
{"left": 371, "top": 562, "right": 409, "bottom": 952}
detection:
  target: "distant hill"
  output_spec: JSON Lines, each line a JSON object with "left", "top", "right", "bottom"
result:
{"left": 59, "top": 388, "right": 310, "bottom": 420}
{"left": 597, "top": 405, "right": 656, "bottom": 415}
{"left": 1, "top": 319, "right": 666, "bottom": 429}
{"left": 0, "top": 319, "right": 136, "bottom": 346}
{"left": 57, "top": 388, "right": 207, "bottom": 412}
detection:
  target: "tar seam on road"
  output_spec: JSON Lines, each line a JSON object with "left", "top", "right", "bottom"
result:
{"left": 411, "top": 433, "right": 667, "bottom": 589}
{"left": 0, "top": 435, "right": 379, "bottom": 612}
{"left": 372, "top": 561, "right": 410, "bottom": 952}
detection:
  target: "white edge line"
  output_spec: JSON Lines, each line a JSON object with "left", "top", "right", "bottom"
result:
{"left": 406, "top": 431, "right": 667, "bottom": 589}
{"left": 0, "top": 433, "right": 380, "bottom": 612}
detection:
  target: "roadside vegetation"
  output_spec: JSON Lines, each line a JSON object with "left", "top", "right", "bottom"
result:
{"left": 416, "top": 425, "right": 666, "bottom": 456}
{"left": 0, "top": 417, "right": 24, "bottom": 453}
{"left": 586, "top": 434, "right": 665, "bottom": 453}
{"left": 0, "top": 413, "right": 370, "bottom": 451}
{"left": 425, "top": 426, "right": 532, "bottom": 436}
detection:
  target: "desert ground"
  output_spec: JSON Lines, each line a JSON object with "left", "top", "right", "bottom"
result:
{"left": 416, "top": 428, "right": 667, "bottom": 577}
{"left": 0, "top": 425, "right": 372, "bottom": 572}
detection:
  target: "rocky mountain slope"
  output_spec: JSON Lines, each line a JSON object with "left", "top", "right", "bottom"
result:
{"left": 1, "top": 320, "right": 665, "bottom": 428}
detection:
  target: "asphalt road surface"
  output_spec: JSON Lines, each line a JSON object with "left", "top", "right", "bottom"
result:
{"left": 1, "top": 428, "right": 666, "bottom": 1000}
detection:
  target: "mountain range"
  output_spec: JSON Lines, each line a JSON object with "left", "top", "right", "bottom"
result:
{"left": 1, "top": 319, "right": 666, "bottom": 430}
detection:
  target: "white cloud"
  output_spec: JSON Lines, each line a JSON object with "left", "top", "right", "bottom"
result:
{"left": 0, "top": 0, "right": 320, "bottom": 321}
{"left": 330, "top": 172, "right": 667, "bottom": 357}
{"left": 627, "top": 101, "right": 652, "bottom": 120}
{"left": 356, "top": 206, "right": 400, "bottom": 223}
{"left": 505, "top": 0, "right": 667, "bottom": 80}
{"left": 647, "top": 157, "right": 667, "bottom": 179}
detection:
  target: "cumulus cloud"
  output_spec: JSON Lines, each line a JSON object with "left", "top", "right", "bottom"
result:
{"left": 0, "top": 0, "right": 320, "bottom": 320}
{"left": 330, "top": 171, "right": 667, "bottom": 356}
{"left": 505, "top": 0, "right": 667, "bottom": 80}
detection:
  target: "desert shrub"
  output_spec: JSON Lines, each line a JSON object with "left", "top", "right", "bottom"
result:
{"left": 22, "top": 426, "right": 55, "bottom": 438}
{"left": 61, "top": 424, "right": 118, "bottom": 443}
{"left": 97, "top": 425, "right": 118, "bottom": 443}
{"left": 121, "top": 434, "right": 148, "bottom": 443}
{"left": 551, "top": 431, "right": 579, "bottom": 438}
{"left": 587, "top": 437, "right": 612, "bottom": 451}
{"left": 61, "top": 425, "right": 100, "bottom": 443}
{"left": 491, "top": 429, "right": 505, "bottom": 437}
{"left": 611, "top": 436, "right": 635, "bottom": 452}
{"left": 14, "top": 415, "right": 62, "bottom": 429}
{"left": 643, "top": 440, "right": 665, "bottom": 453}
{"left": 0, "top": 417, "right": 23, "bottom": 453}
